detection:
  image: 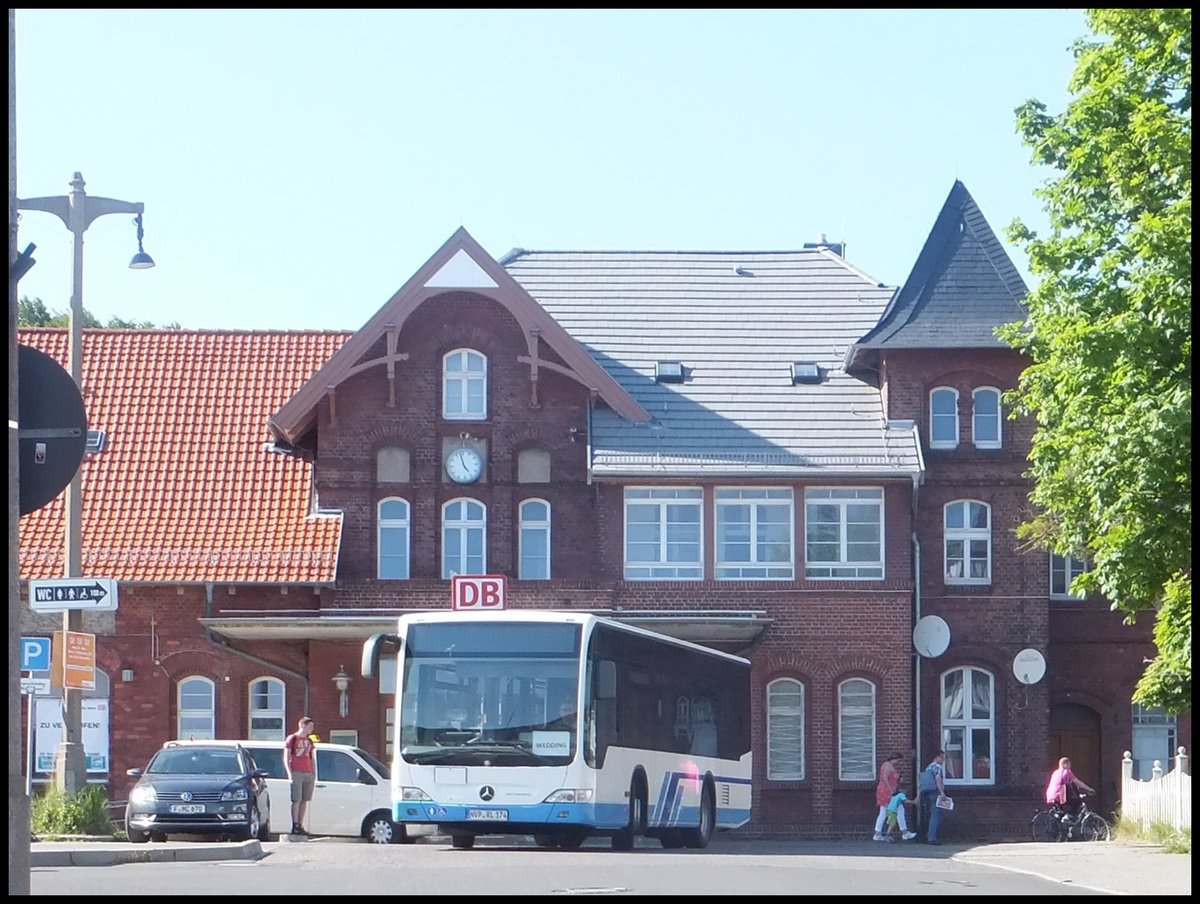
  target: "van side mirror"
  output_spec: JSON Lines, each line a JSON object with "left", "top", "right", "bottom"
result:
{"left": 595, "top": 660, "right": 617, "bottom": 699}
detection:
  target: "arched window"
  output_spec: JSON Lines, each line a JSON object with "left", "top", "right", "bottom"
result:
{"left": 378, "top": 497, "right": 411, "bottom": 579}
{"left": 442, "top": 498, "right": 486, "bottom": 578}
{"left": 443, "top": 348, "right": 487, "bottom": 420}
{"left": 972, "top": 387, "right": 1002, "bottom": 449}
{"left": 838, "top": 678, "right": 876, "bottom": 780}
{"left": 178, "top": 676, "right": 215, "bottom": 740}
{"left": 766, "top": 678, "right": 805, "bottom": 781}
{"left": 944, "top": 500, "right": 991, "bottom": 584}
{"left": 519, "top": 498, "right": 551, "bottom": 580}
{"left": 940, "top": 666, "right": 994, "bottom": 785}
{"left": 248, "top": 677, "right": 286, "bottom": 740}
{"left": 930, "top": 387, "right": 959, "bottom": 449}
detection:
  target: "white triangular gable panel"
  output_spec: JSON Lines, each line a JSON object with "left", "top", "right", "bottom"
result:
{"left": 424, "top": 248, "right": 499, "bottom": 288}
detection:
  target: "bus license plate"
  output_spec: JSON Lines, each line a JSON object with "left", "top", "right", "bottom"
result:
{"left": 466, "top": 808, "right": 507, "bottom": 821}
{"left": 169, "top": 804, "right": 205, "bottom": 814}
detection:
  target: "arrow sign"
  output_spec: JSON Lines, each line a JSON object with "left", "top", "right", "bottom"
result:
{"left": 29, "top": 577, "right": 119, "bottom": 612}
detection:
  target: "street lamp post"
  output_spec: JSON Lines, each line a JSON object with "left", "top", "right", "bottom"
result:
{"left": 18, "top": 171, "right": 154, "bottom": 792}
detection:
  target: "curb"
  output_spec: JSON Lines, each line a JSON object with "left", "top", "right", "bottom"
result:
{"left": 31, "top": 840, "right": 263, "bottom": 867}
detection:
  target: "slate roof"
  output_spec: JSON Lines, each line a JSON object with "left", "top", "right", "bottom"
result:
{"left": 504, "top": 249, "right": 923, "bottom": 478}
{"left": 845, "top": 181, "right": 1028, "bottom": 373}
{"left": 18, "top": 329, "right": 350, "bottom": 584}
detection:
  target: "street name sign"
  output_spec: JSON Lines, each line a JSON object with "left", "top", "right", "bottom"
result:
{"left": 29, "top": 577, "right": 119, "bottom": 612}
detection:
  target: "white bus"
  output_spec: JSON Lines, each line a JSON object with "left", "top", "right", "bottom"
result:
{"left": 361, "top": 609, "right": 752, "bottom": 850}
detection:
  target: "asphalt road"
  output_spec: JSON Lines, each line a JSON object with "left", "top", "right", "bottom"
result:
{"left": 27, "top": 835, "right": 1191, "bottom": 896}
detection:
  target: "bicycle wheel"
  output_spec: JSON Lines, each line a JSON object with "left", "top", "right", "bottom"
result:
{"left": 1078, "top": 813, "right": 1110, "bottom": 841}
{"left": 1030, "top": 809, "right": 1061, "bottom": 842}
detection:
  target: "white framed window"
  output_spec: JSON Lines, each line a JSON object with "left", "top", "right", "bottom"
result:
{"left": 1131, "top": 704, "right": 1179, "bottom": 780}
{"left": 378, "top": 497, "right": 411, "bottom": 580}
{"left": 767, "top": 678, "right": 805, "bottom": 781}
{"left": 715, "top": 487, "right": 794, "bottom": 579}
{"left": 248, "top": 677, "right": 286, "bottom": 740}
{"left": 1050, "top": 553, "right": 1089, "bottom": 599}
{"left": 442, "top": 348, "right": 487, "bottom": 420}
{"left": 623, "top": 487, "right": 703, "bottom": 580}
{"left": 519, "top": 498, "right": 551, "bottom": 580}
{"left": 930, "top": 387, "right": 959, "bottom": 449}
{"left": 442, "top": 498, "right": 486, "bottom": 578}
{"left": 804, "top": 487, "right": 884, "bottom": 579}
{"left": 941, "top": 666, "right": 994, "bottom": 785}
{"left": 178, "top": 676, "right": 215, "bottom": 740}
{"left": 944, "top": 500, "right": 991, "bottom": 584}
{"left": 972, "top": 387, "right": 1002, "bottom": 449}
{"left": 838, "top": 678, "right": 876, "bottom": 781}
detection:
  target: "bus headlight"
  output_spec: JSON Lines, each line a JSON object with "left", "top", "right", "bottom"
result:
{"left": 543, "top": 789, "right": 594, "bottom": 803}
{"left": 401, "top": 787, "right": 433, "bottom": 801}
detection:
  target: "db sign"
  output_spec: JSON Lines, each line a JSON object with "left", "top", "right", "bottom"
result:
{"left": 451, "top": 575, "right": 507, "bottom": 611}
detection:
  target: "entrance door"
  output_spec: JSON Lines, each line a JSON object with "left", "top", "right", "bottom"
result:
{"left": 1049, "top": 703, "right": 1102, "bottom": 807}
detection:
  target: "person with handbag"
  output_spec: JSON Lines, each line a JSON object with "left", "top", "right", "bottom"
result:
{"left": 918, "top": 749, "right": 949, "bottom": 844}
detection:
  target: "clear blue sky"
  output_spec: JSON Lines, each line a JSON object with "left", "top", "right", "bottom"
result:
{"left": 14, "top": 9, "right": 1087, "bottom": 331}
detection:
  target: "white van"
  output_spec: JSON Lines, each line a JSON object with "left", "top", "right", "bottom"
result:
{"left": 194, "top": 739, "right": 407, "bottom": 843}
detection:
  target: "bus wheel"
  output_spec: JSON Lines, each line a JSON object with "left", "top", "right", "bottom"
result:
{"left": 682, "top": 780, "right": 715, "bottom": 849}
{"left": 612, "top": 778, "right": 645, "bottom": 851}
{"left": 533, "top": 835, "right": 556, "bottom": 848}
{"left": 450, "top": 834, "right": 475, "bottom": 849}
{"left": 556, "top": 835, "right": 585, "bottom": 849}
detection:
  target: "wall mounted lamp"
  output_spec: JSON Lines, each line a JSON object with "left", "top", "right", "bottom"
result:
{"left": 121, "top": 667, "right": 135, "bottom": 683}
{"left": 333, "top": 665, "right": 351, "bottom": 717}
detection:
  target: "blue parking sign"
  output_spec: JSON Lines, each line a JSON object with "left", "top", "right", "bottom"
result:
{"left": 21, "top": 636, "right": 52, "bottom": 672}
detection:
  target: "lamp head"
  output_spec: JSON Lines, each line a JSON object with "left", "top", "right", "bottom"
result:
{"left": 128, "top": 212, "right": 156, "bottom": 270}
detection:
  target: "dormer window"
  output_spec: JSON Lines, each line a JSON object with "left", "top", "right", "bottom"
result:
{"left": 85, "top": 429, "right": 108, "bottom": 454}
{"left": 791, "top": 361, "right": 821, "bottom": 384}
{"left": 655, "top": 361, "right": 685, "bottom": 383}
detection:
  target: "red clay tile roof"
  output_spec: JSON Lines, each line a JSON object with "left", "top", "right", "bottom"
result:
{"left": 18, "top": 329, "right": 350, "bottom": 584}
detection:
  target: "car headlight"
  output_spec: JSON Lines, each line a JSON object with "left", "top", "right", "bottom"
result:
{"left": 130, "top": 786, "right": 157, "bottom": 804}
{"left": 221, "top": 787, "right": 249, "bottom": 801}
{"left": 543, "top": 789, "right": 594, "bottom": 803}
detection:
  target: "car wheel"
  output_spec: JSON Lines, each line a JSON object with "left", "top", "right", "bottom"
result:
{"left": 150, "top": 831, "right": 168, "bottom": 843}
{"left": 240, "top": 804, "right": 261, "bottom": 842}
{"left": 366, "top": 812, "right": 399, "bottom": 844}
{"left": 127, "top": 827, "right": 150, "bottom": 844}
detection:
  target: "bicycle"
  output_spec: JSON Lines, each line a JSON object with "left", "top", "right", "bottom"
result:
{"left": 1030, "top": 793, "right": 1111, "bottom": 842}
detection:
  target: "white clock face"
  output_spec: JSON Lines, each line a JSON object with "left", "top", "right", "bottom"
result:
{"left": 446, "top": 447, "right": 483, "bottom": 484}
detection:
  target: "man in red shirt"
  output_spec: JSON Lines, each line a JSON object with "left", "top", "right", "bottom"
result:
{"left": 284, "top": 716, "right": 316, "bottom": 835}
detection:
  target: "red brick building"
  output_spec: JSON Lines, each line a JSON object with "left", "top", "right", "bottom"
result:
{"left": 18, "top": 181, "right": 1188, "bottom": 839}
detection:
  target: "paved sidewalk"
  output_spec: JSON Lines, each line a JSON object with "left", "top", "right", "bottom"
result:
{"left": 29, "top": 835, "right": 1191, "bottom": 895}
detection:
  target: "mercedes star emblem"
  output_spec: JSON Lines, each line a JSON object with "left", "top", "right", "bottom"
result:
{"left": 479, "top": 786, "right": 495, "bottom": 801}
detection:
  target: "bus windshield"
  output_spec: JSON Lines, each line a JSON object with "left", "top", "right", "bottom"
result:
{"left": 398, "top": 621, "right": 581, "bottom": 767}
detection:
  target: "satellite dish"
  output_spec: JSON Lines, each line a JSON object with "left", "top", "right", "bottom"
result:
{"left": 1013, "top": 648, "right": 1046, "bottom": 685}
{"left": 912, "top": 615, "right": 950, "bottom": 658}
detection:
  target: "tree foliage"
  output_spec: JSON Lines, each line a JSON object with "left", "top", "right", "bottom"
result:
{"left": 18, "top": 295, "right": 180, "bottom": 330}
{"left": 1000, "top": 9, "right": 1191, "bottom": 712}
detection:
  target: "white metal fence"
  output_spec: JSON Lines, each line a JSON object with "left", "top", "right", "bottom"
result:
{"left": 1120, "top": 747, "right": 1191, "bottom": 831}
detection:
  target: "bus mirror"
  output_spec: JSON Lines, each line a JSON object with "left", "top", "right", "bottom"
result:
{"left": 595, "top": 660, "right": 617, "bottom": 699}
{"left": 362, "top": 632, "right": 400, "bottom": 679}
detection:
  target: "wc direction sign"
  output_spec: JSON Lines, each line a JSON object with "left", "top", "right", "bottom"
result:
{"left": 29, "top": 577, "right": 119, "bottom": 612}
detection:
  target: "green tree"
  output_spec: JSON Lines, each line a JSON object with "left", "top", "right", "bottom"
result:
{"left": 18, "top": 295, "right": 180, "bottom": 329}
{"left": 1000, "top": 9, "right": 1191, "bottom": 713}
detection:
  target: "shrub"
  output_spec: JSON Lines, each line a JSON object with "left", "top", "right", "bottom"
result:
{"left": 31, "top": 785, "right": 118, "bottom": 838}
{"left": 1112, "top": 815, "right": 1191, "bottom": 854}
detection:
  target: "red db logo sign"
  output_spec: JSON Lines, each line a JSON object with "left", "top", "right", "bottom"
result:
{"left": 451, "top": 575, "right": 507, "bottom": 611}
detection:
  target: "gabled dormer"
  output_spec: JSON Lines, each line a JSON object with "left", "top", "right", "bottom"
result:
{"left": 268, "top": 227, "right": 648, "bottom": 450}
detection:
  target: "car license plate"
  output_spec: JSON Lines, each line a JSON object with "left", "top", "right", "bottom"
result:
{"left": 466, "top": 808, "right": 507, "bottom": 821}
{"left": 169, "top": 804, "right": 205, "bottom": 814}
